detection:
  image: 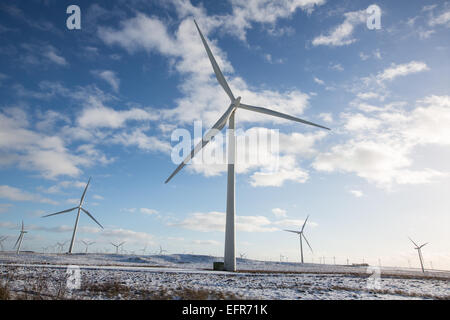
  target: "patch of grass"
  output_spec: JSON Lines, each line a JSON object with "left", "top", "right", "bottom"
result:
{"left": 329, "top": 285, "right": 450, "bottom": 300}
{"left": 82, "top": 280, "right": 131, "bottom": 299}
{"left": 0, "top": 284, "right": 11, "bottom": 300}
{"left": 82, "top": 280, "right": 242, "bottom": 300}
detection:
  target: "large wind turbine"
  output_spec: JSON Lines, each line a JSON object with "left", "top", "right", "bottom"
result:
{"left": 409, "top": 237, "right": 428, "bottom": 273}
{"left": 164, "top": 20, "right": 330, "bottom": 272}
{"left": 14, "top": 221, "right": 27, "bottom": 254}
{"left": 42, "top": 177, "right": 103, "bottom": 254}
{"left": 284, "top": 215, "right": 313, "bottom": 264}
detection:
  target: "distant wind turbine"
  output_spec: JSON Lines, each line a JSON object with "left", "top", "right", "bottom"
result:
{"left": 14, "top": 221, "right": 27, "bottom": 254}
{"left": 284, "top": 215, "right": 313, "bottom": 264}
{"left": 0, "top": 236, "right": 7, "bottom": 251}
{"left": 81, "top": 240, "right": 95, "bottom": 253}
{"left": 409, "top": 237, "right": 428, "bottom": 273}
{"left": 158, "top": 245, "right": 167, "bottom": 255}
{"left": 110, "top": 241, "right": 125, "bottom": 254}
{"left": 56, "top": 241, "right": 68, "bottom": 253}
{"left": 164, "top": 20, "right": 330, "bottom": 272}
{"left": 42, "top": 177, "right": 104, "bottom": 254}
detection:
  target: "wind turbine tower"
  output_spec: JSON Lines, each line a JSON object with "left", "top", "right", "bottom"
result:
{"left": 284, "top": 215, "right": 314, "bottom": 264}
{"left": 14, "top": 221, "right": 27, "bottom": 254}
{"left": 42, "top": 178, "right": 104, "bottom": 254}
{"left": 409, "top": 237, "right": 428, "bottom": 273}
{"left": 0, "top": 236, "right": 7, "bottom": 251}
{"left": 164, "top": 21, "right": 329, "bottom": 272}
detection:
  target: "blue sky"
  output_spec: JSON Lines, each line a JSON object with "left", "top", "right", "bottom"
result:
{"left": 0, "top": 0, "right": 449, "bottom": 268}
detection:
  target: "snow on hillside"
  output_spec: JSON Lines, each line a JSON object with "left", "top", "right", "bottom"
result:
{"left": 0, "top": 252, "right": 449, "bottom": 300}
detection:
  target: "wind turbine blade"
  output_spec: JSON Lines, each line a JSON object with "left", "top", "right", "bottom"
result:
{"left": 165, "top": 104, "right": 235, "bottom": 183}
{"left": 80, "top": 177, "right": 91, "bottom": 205}
{"left": 194, "top": 20, "right": 235, "bottom": 102}
{"left": 239, "top": 103, "right": 330, "bottom": 130}
{"left": 120, "top": 242, "right": 125, "bottom": 246}
{"left": 42, "top": 207, "right": 78, "bottom": 218}
{"left": 419, "top": 243, "right": 428, "bottom": 249}
{"left": 284, "top": 229, "right": 301, "bottom": 234}
{"left": 408, "top": 237, "right": 419, "bottom": 248}
{"left": 301, "top": 215, "right": 309, "bottom": 232}
{"left": 80, "top": 207, "right": 104, "bottom": 229}
{"left": 302, "top": 234, "right": 313, "bottom": 253}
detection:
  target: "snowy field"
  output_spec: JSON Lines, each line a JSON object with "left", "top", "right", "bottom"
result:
{"left": 0, "top": 252, "right": 449, "bottom": 300}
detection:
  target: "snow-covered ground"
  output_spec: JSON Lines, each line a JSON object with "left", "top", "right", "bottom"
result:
{"left": 0, "top": 252, "right": 449, "bottom": 300}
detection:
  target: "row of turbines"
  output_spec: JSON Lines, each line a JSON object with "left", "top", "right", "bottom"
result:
{"left": 282, "top": 214, "right": 432, "bottom": 273}
{"left": 0, "top": 214, "right": 432, "bottom": 273}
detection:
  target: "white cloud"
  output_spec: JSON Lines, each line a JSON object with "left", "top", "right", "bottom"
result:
{"left": 359, "top": 52, "right": 370, "bottom": 61}
{"left": 0, "top": 185, "right": 56, "bottom": 204}
{"left": 99, "top": 13, "right": 313, "bottom": 128}
{"left": 93, "top": 194, "right": 104, "bottom": 200}
{"left": 313, "top": 77, "right": 325, "bottom": 85}
{"left": 318, "top": 112, "right": 333, "bottom": 123}
{"left": 110, "top": 128, "right": 171, "bottom": 153}
{"left": 66, "top": 198, "right": 79, "bottom": 204}
{"left": 185, "top": 127, "right": 325, "bottom": 187}
{"left": 312, "top": 10, "right": 367, "bottom": 46}
{"left": 191, "top": 239, "right": 220, "bottom": 246}
{"left": 77, "top": 104, "right": 158, "bottom": 129}
{"left": 92, "top": 70, "right": 120, "bottom": 92}
{"left": 169, "top": 211, "right": 278, "bottom": 232}
{"left": 357, "top": 92, "right": 382, "bottom": 100}
{"left": 349, "top": 190, "right": 363, "bottom": 197}
{"left": 272, "top": 208, "right": 287, "bottom": 217}
{"left": 428, "top": 9, "right": 450, "bottom": 27}
{"left": 377, "top": 61, "right": 429, "bottom": 82}
{"left": 313, "top": 95, "right": 450, "bottom": 188}
{"left": 140, "top": 208, "right": 158, "bottom": 215}
{"left": 330, "top": 63, "right": 344, "bottom": 71}
{"left": 0, "top": 107, "right": 111, "bottom": 179}
{"left": 43, "top": 46, "right": 68, "bottom": 66}
{"left": 273, "top": 218, "right": 318, "bottom": 228}
{"left": 221, "top": 0, "right": 326, "bottom": 40}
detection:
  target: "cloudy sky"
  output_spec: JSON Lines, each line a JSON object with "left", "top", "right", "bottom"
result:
{"left": 0, "top": 0, "right": 449, "bottom": 268}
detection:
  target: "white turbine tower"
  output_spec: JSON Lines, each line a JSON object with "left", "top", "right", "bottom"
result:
{"left": 111, "top": 241, "right": 125, "bottom": 254}
{"left": 42, "top": 177, "right": 104, "bottom": 254}
{"left": 0, "top": 236, "right": 7, "bottom": 251}
{"left": 14, "top": 221, "right": 27, "bottom": 254}
{"left": 284, "top": 215, "right": 313, "bottom": 264}
{"left": 409, "top": 237, "right": 428, "bottom": 273}
{"left": 164, "top": 20, "right": 330, "bottom": 272}
{"left": 81, "top": 240, "right": 95, "bottom": 254}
